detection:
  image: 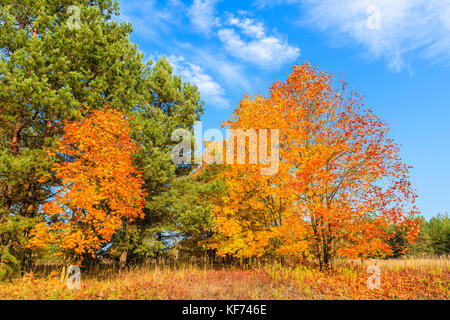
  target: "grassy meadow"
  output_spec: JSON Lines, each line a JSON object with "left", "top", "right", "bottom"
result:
{"left": 1, "top": 257, "right": 448, "bottom": 300}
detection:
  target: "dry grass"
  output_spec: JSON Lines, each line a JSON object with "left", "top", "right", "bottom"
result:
{"left": 334, "top": 255, "right": 450, "bottom": 272}
{"left": 366, "top": 256, "right": 449, "bottom": 271}
{"left": 0, "top": 257, "right": 448, "bottom": 300}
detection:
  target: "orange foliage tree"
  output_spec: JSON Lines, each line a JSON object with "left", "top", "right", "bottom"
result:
{"left": 28, "top": 108, "right": 145, "bottom": 264}
{"left": 205, "top": 63, "right": 420, "bottom": 270}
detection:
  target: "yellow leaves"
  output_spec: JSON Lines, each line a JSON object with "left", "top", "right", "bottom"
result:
{"left": 27, "top": 222, "right": 52, "bottom": 249}
{"left": 38, "top": 173, "right": 52, "bottom": 184}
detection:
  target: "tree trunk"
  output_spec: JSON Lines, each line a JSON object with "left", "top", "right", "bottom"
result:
{"left": 2, "top": 112, "right": 24, "bottom": 214}
{"left": 60, "top": 265, "right": 67, "bottom": 283}
{"left": 119, "top": 250, "right": 127, "bottom": 270}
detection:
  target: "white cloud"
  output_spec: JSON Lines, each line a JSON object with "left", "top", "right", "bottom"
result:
{"left": 228, "top": 16, "right": 266, "bottom": 39}
{"left": 299, "top": 0, "right": 423, "bottom": 71}
{"left": 256, "top": 0, "right": 450, "bottom": 71}
{"left": 254, "top": 0, "right": 301, "bottom": 9}
{"left": 117, "top": 0, "right": 184, "bottom": 44}
{"left": 168, "top": 56, "right": 230, "bottom": 109}
{"left": 218, "top": 16, "right": 300, "bottom": 68}
{"left": 439, "top": 6, "right": 450, "bottom": 30}
{"left": 191, "top": 49, "right": 252, "bottom": 91}
{"left": 187, "top": 0, "right": 221, "bottom": 34}
{"left": 118, "top": 1, "right": 300, "bottom": 70}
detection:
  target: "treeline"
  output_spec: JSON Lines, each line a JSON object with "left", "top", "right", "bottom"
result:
{"left": 387, "top": 213, "right": 450, "bottom": 257}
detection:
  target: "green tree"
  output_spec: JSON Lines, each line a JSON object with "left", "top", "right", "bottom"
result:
{"left": 392, "top": 214, "right": 450, "bottom": 256}
{"left": 0, "top": 0, "right": 148, "bottom": 274}
{"left": 426, "top": 213, "right": 450, "bottom": 255}
{"left": 109, "top": 58, "right": 212, "bottom": 264}
{"left": 407, "top": 216, "right": 433, "bottom": 256}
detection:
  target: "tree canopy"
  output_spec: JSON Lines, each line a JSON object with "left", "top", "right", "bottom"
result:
{"left": 203, "top": 63, "right": 420, "bottom": 270}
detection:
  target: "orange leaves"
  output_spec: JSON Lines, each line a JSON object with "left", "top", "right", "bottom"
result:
{"left": 205, "top": 62, "right": 419, "bottom": 268}
{"left": 28, "top": 108, "right": 146, "bottom": 263}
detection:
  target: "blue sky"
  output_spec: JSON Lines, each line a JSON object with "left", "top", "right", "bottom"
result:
{"left": 116, "top": 0, "right": 450, "bottom": 219}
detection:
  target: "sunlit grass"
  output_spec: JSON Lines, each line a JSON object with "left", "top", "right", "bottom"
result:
{"left": 0, "top": 257, "right": 448, "bottom": 300}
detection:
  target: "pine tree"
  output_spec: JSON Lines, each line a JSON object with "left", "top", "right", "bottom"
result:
{"left": 0, "top": 0, "right": 147, "bottom": 274}
{"left": 110, "top": 58, "right": 209, "bottom": 263}
{"left": 1, "top": 1, "right": 213, "bottom": 273}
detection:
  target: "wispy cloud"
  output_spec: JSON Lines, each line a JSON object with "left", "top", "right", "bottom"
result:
{"left": 218, "top": 15, "right": 300, "bottom": 68}
{"left": 118, "top": 1, "right": 300, "bottom": 71}
{"left": 187, "top": 0, "right": 221, "bottom": 34}
{"left": 116, "top": 0, "right": 302, "bottom": 109}
{"left": 255, "top": 0, "right": 450, "bottom": 71}
{"left": 254, "top": 0, "right": 301, "bottom": 9}
{"left": 117, "top": 0, "right": 184, "bottom": 44}
{"left": 189, "top": 49, "right": 252, "bottom": 92}
{"left": 168, "top": 55, "right": 230, "bottom": 109}
{"left": 228, "top": 16, "right": 266, "bottom": 39}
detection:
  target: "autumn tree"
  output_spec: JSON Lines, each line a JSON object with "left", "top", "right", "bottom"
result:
{"left": 0, "top": 0, "right": 148, "bottom": 274}
{"left": 202, "top": 159, "right": 291, "bottom": 259}
{"left": 206, "top": 63, "right": 420, "bottom": 270}
{"left": 28, "top": 108, "right": 145, "bottom": 265}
